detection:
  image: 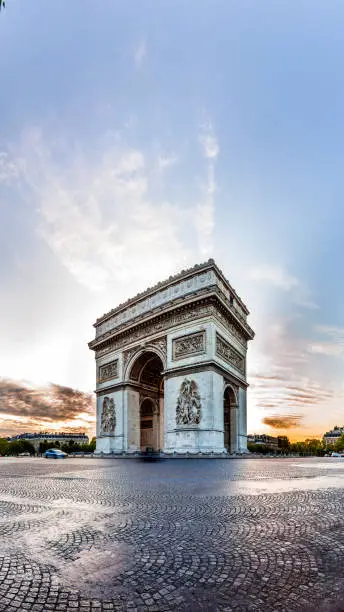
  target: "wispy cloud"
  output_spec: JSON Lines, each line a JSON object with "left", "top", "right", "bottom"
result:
{"left": 308, "top": 325, "right": 344, "bottom": 357}
{"left": 248, "top": 264, "right": 318, "bottom": 309}
{"left": 15, "top": 129, "right": 199, "bottom": 295}
{"left": 157, "top": 154, "right": 178, "bottom": 170}
{"left": 134, "top": 40, "right": 147, "bottom": 70}
{"left": 0, "top": 152, "right": 23, "bottom": 184}
{"left": 249, "top": 265, "right": 299, "bottom": 291}
{"left": 199, "top": 129, "right": 219, "bottom": 160}
{"left": 248, "top": 318, "right": 335, "bottom": 437}
{"left": 196, "top": 121, "right": 219, "bottom": 257}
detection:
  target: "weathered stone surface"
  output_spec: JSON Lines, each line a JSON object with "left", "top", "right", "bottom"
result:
{"left": 89, "top": 261, "right": 254, "bottom": 456}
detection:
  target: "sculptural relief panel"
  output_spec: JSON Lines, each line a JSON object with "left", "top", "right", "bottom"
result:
{"left": 172, "top": 331, "right": 206, "bottom": 361}
{"left": 216, "top": 333, "right": 245, "bottom": 374}
{"left": 98, "top": 359, "right": 119, "bottom": 382}
{"left": 176, "top": 378, "right": 201, "bottom": 426}
{"left": 100, "top": 396, "right": 116, "bottom": 435}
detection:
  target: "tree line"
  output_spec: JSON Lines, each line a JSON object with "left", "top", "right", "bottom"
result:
{"left": 0, "top": 438, "right": 96, "bottom": 456}
{"left": 248, "top": 435, "right": 340, "bottom": 457}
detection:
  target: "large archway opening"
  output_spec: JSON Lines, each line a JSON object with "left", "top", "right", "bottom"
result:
{"left": 224, "top": 386, "right": 237, "bottom": 454}
{"left": 129, "top": 351, "right": 164, "bottom": 452}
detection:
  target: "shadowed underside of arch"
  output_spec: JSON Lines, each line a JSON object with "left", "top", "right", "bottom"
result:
{"left": 129, "top": 351, "right": 164, "bottom": 451}
{"left": 129, "top": 351, "right": 164, "bottom": 389}
{"left": 224, "top": 385, "right": 236, "bottom": 453}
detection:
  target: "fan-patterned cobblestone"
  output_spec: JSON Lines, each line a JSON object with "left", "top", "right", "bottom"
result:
{"left": 0, "top": 457, "right": 342, "bottom": 611}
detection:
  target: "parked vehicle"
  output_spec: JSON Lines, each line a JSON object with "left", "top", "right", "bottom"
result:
{"left": 18, "top": 452, "right": 31, "bottom": 457}
{"left": 44, "top": 449, "right": 67, "bottom": 459}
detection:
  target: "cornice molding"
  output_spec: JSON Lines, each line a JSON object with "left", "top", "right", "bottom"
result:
{"left": 89, "top": 294, "right": 254, "bottom": 354}
{"left": 93, "top": 259, "right": 250, "bottom": 328}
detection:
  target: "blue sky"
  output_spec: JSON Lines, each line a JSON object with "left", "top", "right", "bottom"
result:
{"left": 1, "top": 0, "right": 344, "bottom": 438}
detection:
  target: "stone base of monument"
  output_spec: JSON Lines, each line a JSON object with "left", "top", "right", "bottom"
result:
{"left": 93, "top": 450, "right": 251, "bottom": 459}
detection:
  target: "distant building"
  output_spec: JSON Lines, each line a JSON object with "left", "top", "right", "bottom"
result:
{"left": 323, "top": 426, "right": 344, "bottom": 446}
{"left": 9, "top": 432, "right": 89, "bottom": 452}
{"left": 247, "top": 434, "right": 279, "bottom": 451}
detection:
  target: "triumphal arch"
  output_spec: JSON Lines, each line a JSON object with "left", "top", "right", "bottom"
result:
{"left": 88, "top": 260, "right": 255, "bottom": 455}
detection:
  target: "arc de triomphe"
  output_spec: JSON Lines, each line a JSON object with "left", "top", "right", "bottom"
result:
{"left": 88, "top": 260, "right": 255, "bottom": 455}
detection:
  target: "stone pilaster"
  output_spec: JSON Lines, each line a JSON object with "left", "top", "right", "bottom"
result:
{"left": 230, "top": 405, "right": 239, "bottom": 453}
{"left": 238, "top": 387, "right": 248, "bottom": 453}
{"left": 95, "top": 390, "right": 125, "bottom": 454}
{"left": 126, "top": 387, "right": 140, "bottom": 452}
{"left": 164, "top": 370, "right": 226, "bottom": 454}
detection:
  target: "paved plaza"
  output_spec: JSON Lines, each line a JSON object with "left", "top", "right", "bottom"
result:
{"left": 0, "top": 458, "right": 344, "bottom": 611}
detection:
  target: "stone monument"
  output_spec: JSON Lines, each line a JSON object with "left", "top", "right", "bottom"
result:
{"left": 88, "top": 259, "right": 255, "bottom": 455}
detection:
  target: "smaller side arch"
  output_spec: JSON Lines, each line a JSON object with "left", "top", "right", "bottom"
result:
{"left": 223, "top": 383, "right": 239, "bottom": 454}
{"left": 223, "top": 383, "right": 239, "bottom": 406}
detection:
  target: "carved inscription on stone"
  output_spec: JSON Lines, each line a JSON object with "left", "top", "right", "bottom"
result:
{"left": 176, "top": 379, "right": 201, "bottom": 426}
{"left": 216, "top": 333, "right": 245, "bottom": 374}
{"left": 98, "top": 359, "right": 119, "bottom": 382}
{"left": 172, "top": 331, "right": 206, "bottom": 361}
{"left": 100, "top": 396, "right": 116, "bottom": 435}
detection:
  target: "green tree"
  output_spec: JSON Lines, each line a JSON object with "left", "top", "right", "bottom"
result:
{"left": 290, "top": 441, "right": 307, "bottom": 456}
{"left": 0, "top": 438, "right": 9, "bottom": 456}
{"left": 334, "top": 434, "right": 344, "bottom": 452}
{"left": 304, "top": 438, "right": 325, "bottom": 456}
{"left": 277, "top": 436, "right": 291, "bottom": 453}
{"left": 0, "top": 1, "right": 4, "bottom": 11}
{"left": 8, "top": 440, "right": 35, "bottom": 456}
{"left": 61, "top": 440, "right": 81, "bottom": 453}
{"left": 247, "top": 443, "right": 270, "bottom": 455}
{"left": 290, "top": 439, "right": 325, "bottom": 457}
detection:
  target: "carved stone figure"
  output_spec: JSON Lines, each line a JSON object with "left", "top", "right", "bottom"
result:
{"left": 176, "top": 379, "right": 201, "bottom": 425}
{"left": 100, "top": 396, "right": 116, "bottom": 435}
{"left": 173, "top": 331, "right": 205, "bottom": 360}
{"left": 216, "top": 333, "right": 245, "bottom": 373}
{"left": 150, "top": 336, "right": 167, "bottom": 360}
{"left": 98, "top": 359, "right": 118, "bottom": 381}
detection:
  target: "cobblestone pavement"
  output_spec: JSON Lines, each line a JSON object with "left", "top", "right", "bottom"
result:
{"left": 0, "top": 458, "right": 344, "bottom": 611}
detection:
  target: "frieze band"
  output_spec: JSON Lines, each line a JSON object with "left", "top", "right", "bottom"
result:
{"left": 216, "top": 333, "right": 245, "bottom": 374}
{"left": 94, "top": 302, "right": 247, "bottom": 359}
